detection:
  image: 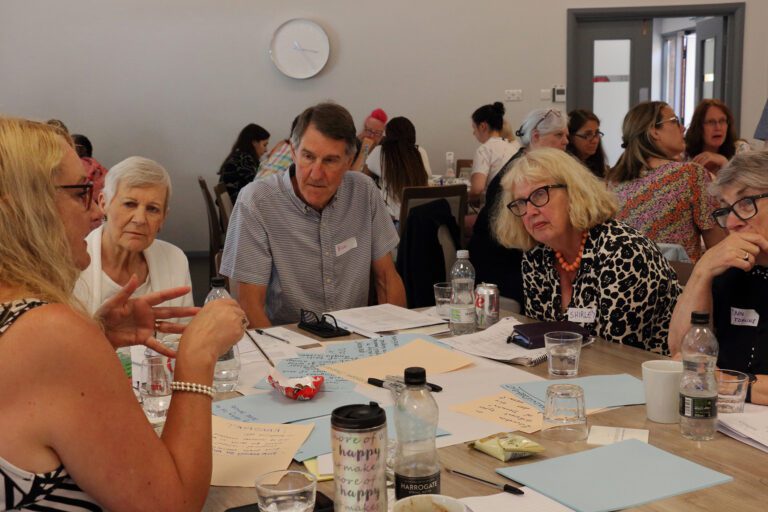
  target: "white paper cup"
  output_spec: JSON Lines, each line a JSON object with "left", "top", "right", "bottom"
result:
{"left": 393, "top": 494, "right": 467, "bottom": 512}
{"left": 642, "top": 360, "right": 683, "bottom": 423}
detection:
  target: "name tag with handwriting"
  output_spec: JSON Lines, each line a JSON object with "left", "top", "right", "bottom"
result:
{"left": 335, "top": 237, "right": 357, "bottom": 257}
{"left": 568, "top": 307, "right": 596, "bottom": 324}
{"left": 731, "top": 307, "right": 759, "bottom": 327}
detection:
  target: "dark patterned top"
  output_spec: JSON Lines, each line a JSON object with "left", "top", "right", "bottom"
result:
{"left": 522, "top": 220, "right": 681, "bottom": 355}
{"left": 219, "top": 149, "right": 260, "bottom": 203}
{"left": 0, "top": 299, "right": 103, "bottom": 511}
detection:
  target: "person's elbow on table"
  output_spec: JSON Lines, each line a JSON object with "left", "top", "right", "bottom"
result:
{"left": 373, "top": 254, "right": 406, "bottom": 307}
{"left": 237, "top": 282, "right": 271, "bottom": 328}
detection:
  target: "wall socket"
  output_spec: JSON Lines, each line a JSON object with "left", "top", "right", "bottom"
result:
{"left": 540, "top": 88, "right": 551, "bottom": 100}
{"left": 505, "top": 89, "right": 523, "bottom": 101}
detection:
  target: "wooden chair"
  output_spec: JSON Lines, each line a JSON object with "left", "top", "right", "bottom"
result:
{"left": 669, "top": 260, "right": 694, "bottom": 287}
{"left": 213, "top": 182, "right": 233, "bottom": 233}
{"left": 197, "top": 176, "right": 224, "bottom": 282}
{"left": 456, "top": 159, "right": 473, "bottom": 179}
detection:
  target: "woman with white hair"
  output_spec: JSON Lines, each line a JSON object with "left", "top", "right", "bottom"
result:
{"left": 468, "top": 108, "right": 569, "bottom": 306}
{"left": 75, "top": 157, "right": 193, "bottom": 315}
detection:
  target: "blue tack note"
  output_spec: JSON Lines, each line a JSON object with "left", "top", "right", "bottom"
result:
{"left": 502, "top": 374, "right": 645, "bottom": 411}
{"left": 496, "top": 439, "right": 732, "bottom": 512}
{"left": 212, "top": 389, "right": 370, "bottom": 424}
{"left": 293, "top": 406, "right": 450, "bottom": 462}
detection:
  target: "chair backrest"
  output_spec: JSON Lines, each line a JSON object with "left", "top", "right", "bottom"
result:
{"left": 669, "top": 260, "right": 694, "bottom": 287}
{"left": 436, "top": 224, "right": 457, "bottom": 278}
{"left": 456, "top": 159, "right": 473, "bottom": 179}
{"left": 197, "top": 176, "right": 224, "bottom": 280}
{"left": 399, "top": 184, "right": 467, "bottom": 248}
{"left": 213, "top": 182, "right": 233, "bottom": 233}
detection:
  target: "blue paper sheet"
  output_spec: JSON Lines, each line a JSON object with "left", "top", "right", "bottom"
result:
{"left": 496, "top": 440, "right": 732, "bottom": 512}
{"left": 212, "top": 389, "right": 371, "bottom": 424}
{"left": 293, "top": 406, "right": 450, "bottom": 462}
{"left": 502, "top": 374, "right": 645, "bottom": 411}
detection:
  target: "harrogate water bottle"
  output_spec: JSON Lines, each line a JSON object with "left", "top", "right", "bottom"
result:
{"left": 449, "top": 250, "right": 475, "bottom": 335}
{"left": 205, "top": 277, "right": 241, "bottom": 392}
{"left": 679, "top": 312, "right": 719, "bottom": 441}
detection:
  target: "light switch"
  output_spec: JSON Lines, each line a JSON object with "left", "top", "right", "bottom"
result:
{"left": 540, "top": 89, "right": 551, "bottom": 100}
{"left": 505, "top": 89, "right": 523, "bottom": 102}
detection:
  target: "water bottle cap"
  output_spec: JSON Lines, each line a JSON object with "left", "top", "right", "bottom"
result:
{"left": 331, "top": 402, "right": 386, "bottom": 429}
{"left": 210, "top": 276, "right": 226, "bottom": 288}
{"left": 690, "top": 311, "right": 710, "bottom": 324}
{"left": 404, "top": 367, "right": 427, "bottom": 385}
{"left": 456, "top": 250, "right": 469, "bottom": 259}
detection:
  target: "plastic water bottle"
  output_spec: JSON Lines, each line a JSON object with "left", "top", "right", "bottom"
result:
{"left": 204, "top": 276, "right": 241, "bottom": 392}
{"left": 679, "top": 311, "right": 719, "bottom": 441}
{"left": 394, "top": 367, "right": 440, "bottom": 499}
{"left": 449, "top": 250, "right": 475, "bottom": 335}
{"left": 444, "top": 151, "right": 456, "bottom": 178}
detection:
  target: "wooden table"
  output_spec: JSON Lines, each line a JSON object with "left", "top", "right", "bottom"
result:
{"left": 204, "top": 323, "right": 768, "bottom": 511}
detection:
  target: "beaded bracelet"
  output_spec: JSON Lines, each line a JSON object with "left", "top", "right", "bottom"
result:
{"left": 170, "top": 381, "right": 215, "bottom": 398}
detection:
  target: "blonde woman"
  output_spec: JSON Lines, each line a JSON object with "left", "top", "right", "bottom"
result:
{"left": 494, "top": 148, "right": 680, "bottom": 354}
{"left": 0, "top": 117, "right": 245, "bottom": 511}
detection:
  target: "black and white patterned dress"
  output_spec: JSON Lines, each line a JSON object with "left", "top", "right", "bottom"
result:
{"left": 522, "top": 220, "right": 681, "bottom": 355}
{"left": 0, "top": 299, "right": 103, "bottom": 511}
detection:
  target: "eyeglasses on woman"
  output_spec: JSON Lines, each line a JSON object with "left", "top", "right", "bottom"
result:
{"left": 507, "top": 184, "right": 566, "bottom": 217}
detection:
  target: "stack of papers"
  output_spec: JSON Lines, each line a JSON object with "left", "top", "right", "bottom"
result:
{"left": 330, "top": 304, "right": 445, "bottom": 336}
{"left": 718, "top": 406, "right": 768, "bottom": 454}
{"left": 441, "top": 316, "right": 549, "bottom": 366}
{"left": 502, "top": 374, "right": 645, "bottom": 411}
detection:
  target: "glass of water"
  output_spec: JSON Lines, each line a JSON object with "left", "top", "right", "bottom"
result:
{"left": 542, "top": 383, "right": 588, "bottom": 441}
{"left": 140, "top": 355, "right": 172, "bottom": 420}
{"left": 715, "top": 369, "right": 749, "bottom": 413}
{"left": 433, "top": 282, "right": 452, "bottom": 319}
{"left": 255, "top": 470, "right": 316, "bottom": 512}
{"left": 545, "top": 331, "right": 583, "bottom": 377}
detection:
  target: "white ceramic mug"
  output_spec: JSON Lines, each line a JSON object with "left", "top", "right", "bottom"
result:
{"left": 393, "top": 494, "right": 467, "bottom": 512}
{"left": 642, "top": 360, "right": 683, "bottom": 423}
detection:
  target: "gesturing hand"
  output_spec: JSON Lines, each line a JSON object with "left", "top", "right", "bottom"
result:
{"left": 94, "top": 275, "right": 200, "bottom": 356}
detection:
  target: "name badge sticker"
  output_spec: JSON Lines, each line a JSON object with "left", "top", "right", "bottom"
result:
{"left": 731, "top": 307, "right": 759, "bottom": 327}
{"left": 335, "top": 237, "right": 358, "bottom": 257}
{"left": 568, "top": 307, "right": 597, "bottom": 324}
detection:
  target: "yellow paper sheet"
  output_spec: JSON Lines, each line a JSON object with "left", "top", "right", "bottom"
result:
{"left": 211, "top": 416, "right": 314, "bottom": 487}
{"left": 302, "top": 458, "right": 334, "bottom": 482}
{"left": 450, "top": 390, "right": 543, "bottom": 434}
{"left": 321, "top": 338, "right": 473, "bottom": 384}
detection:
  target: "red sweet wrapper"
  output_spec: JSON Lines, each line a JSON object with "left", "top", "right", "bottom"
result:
{"left": 267, "top": 369, "right": 324, "bottom": 401}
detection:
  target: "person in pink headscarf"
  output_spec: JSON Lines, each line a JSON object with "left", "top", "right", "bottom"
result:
{"left": 353, "top": 108, "right": 388, "bottom": 170}
{"left": 73, "top": 133, "right": 109, "bottom": 229}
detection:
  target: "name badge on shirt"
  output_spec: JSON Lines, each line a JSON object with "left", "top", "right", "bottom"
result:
{"left": 335, "top": 237, "right": 357, "bottom": 257}
{"left": 568, "top": 307, "right": 597, "bottom": 324}
{"left": 731, "top": 307, "right": 759, "bottom": 327}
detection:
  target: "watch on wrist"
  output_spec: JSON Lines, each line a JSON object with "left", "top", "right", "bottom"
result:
{"left": 745, "top": 372, "right": 758, "bottom": 403}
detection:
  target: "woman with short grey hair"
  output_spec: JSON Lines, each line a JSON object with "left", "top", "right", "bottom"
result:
{"left": 669, "top": 151, "right": 768, "bottom": 404}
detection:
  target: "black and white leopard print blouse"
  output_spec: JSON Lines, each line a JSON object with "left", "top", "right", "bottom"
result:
{"left": 522, "top": 219, "right": 681, "bottom": 355}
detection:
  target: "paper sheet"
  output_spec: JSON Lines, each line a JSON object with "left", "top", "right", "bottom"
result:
{"left": 238, "top": 331, "right": 299, "bottom": 364}
{"left": 302, "top": 457, "right": 334, "bottom": 482}
{"left": 496, "top": 439, "right": 732, "bottom": 512}
{"left": 329, "top": 303, "right": 445, "bottom": 332}
{"left": 321, "top": 339, "right": 473, "bottom": 384}
{"left": 450, "top": 391, "right": 542, "bottom": 433}
{"left": 441, "top": 317, "right": 549, "bottom": 364}
{"left": 210, "top": 416, "right": 313, "bottom": 487}
{"left": 586, "top": 425, "right": 649, "bottom": 445}
{"left": 717, "top": 406, "right": 768, "bottom": 453}
{"left": 460, "top": 490, "right": 573, "bottom": 512}
{"left": 262, "top": 326, "right": 322, "bottom": 347}
{"left": 502, "top": 374, "right": 645, "bottom": 411}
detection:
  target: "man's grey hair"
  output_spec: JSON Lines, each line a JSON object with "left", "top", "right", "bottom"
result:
{"left": 290, "top": 102, "right": 358, "bottom": 157}
{"left": 103, "top": 156, "right": 172, "bottom": 211}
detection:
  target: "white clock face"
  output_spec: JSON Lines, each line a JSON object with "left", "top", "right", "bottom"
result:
{"left": 269, "top": 18, "right": 330, "bottom": 79}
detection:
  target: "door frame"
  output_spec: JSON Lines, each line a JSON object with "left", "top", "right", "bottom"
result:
{"left": 567, "top": 3, "right": 745, "bottom": 125}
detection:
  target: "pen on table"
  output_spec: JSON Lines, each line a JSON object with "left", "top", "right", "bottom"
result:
{"left": 445, "top": 468, "right": 524, "bottom": 496}
{"left": 255, "top": 328, "right": 291, "bottom": 345}
{"left": 244, "top": 329, "right": 275, "bottom": 367}
{"left": 366, "top": 377, "right": 443, "bottom": 393}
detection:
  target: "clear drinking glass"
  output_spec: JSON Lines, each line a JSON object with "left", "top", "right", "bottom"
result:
{"left": 433, "top": 282, "right": 452, "bottom": 318}
{"left": 541, "top": 383, "right": 588, "bottom": 441}
{"left": 715, "top": 369, "right": 749, "bottom": 414}
{"left": 255, "top": 470, "right": 316, "bottom": 512}
{"left": 545, "top": 331, "right": 583, "bottom": 377}
{"left": 140, "top": 355, "right": 172, "bottom": 421}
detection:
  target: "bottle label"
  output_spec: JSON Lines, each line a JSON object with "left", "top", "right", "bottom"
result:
{"left": 395, "top": 471, "right": 440, "bottom": 499}
{"left": 679, "top": 394, "right": 717, "bottom": 419}
{"left": 450, "top": 306, "right": 475, "bottom": 323}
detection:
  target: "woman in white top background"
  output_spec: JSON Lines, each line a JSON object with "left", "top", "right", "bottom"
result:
{"left": 469, "top": 101, "right": 519, "bottom": 204}
{"left": 365, "top": 116, "right": 430, "bottom": 222}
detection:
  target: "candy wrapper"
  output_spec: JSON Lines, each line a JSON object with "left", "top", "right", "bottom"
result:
{"left": 267, "top": 367, "right": 324, "bottom": 400}
{"left": 469, "top": 432, "right": 545, "bottom": 461}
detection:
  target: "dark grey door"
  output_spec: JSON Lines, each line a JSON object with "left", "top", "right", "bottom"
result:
{"left": 694, "top": 16, "right": 726, "bottom": 101}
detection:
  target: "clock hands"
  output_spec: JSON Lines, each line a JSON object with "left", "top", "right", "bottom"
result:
{"left": 292, "top": 41, "right": 319, "bottom": 53}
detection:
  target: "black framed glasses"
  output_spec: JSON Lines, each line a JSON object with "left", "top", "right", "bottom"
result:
{"left": 656, "top": 115, "right": 681, "bottom": 127}
{"left": 573, "top": 130, "right": 604, "bottom": 141}
{"left": 297, "top": 309, "right": 350, "bottom": 338}
{"left": 58, "top": 182, "right": 94, "bottom": 210}
{"left": 506, "top": 184, "right": 566, "bottom": 217}
{"left": 712, "top": 193, "right": 768, "bottom": 228}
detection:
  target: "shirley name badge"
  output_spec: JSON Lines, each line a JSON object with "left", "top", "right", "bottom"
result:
{"left": 731, "top": 307, "right": 759, "bottom": 327}
{"left": 568, "top": 307, "right": 596, "bottom": 324}
{"left": 335, "top": 237, "right": 357, "bottom": 257}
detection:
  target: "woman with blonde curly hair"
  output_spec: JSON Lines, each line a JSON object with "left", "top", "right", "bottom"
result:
{"left": 494, "top": 148, "right": 680, "bottom": 354}
{"left": 0, "top": 117, "right": 246, "bottom": 511}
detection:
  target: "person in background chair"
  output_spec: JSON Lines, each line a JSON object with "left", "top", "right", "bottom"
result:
{"left": 259, "top": 116, "right": 299, "bottom": 179}
{"left": 469, "top": 101, "right": 518, "bottom": 204}
{"left": 567, "top": 109, "right": 608, "bottom": 178}
{"left": 684, "top": 99, "right": 751, "bottom": 176}
{"left": 72, "top": 133, "right": 109, "bottom": 228}
{"left": 352, "top": 108, "right": 388, "bottom": 171}
{"left": 218, "top": 123, "right": 270, "bottom": 202}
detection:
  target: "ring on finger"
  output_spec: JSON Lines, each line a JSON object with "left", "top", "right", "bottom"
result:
{"left": 241, "top": 317, "right": 248, "bottom": 330}
{"left": 743, "top": 251, "right": 750, "bottom": 261}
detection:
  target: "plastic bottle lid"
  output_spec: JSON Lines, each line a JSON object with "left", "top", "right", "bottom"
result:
{"left": 456, "top": 250, "right": 469, "bottom": 259}
{"left": 404, "top": 367, "right": 427, "bottom": 385}
{"left": 210, "top": 276, "right": 226, "bottom": 288}
{"left": 331, "top": 402, "right": 386, "bottom": 429}
{"left": 690, "top": 311, "right": 710, "bottom": 324}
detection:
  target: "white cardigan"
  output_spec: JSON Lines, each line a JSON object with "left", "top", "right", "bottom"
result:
{"left": 74, "top": 225, "right": 194, "bottom": 315}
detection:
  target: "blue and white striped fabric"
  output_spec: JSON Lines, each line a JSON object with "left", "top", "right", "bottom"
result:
{"left": 221, "top": 168, "right": 399, "bottom": 325}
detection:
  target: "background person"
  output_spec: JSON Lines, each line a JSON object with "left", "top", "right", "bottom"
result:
{"left": 469, "top": 101, "right": 518, "bottom": 204}
{"left": 352, "top": 108, "right": 388, "bottom": 171}
{"left": 218, "top": 123, "right": 270, "bottom": 202}
{"left": 72, "top": 133, "right": 109, "bottom": 228}
{"left": 495, "top": 148, "right": 680, "bottom": 354}
{"left": 567, "top": 109, "right": 608, "bottom": 178}
{"left": 685, "top": 99, "right": 751, "bottom": 176}
{"left": 259, "top": 116, "right": 299, "bottom": 179}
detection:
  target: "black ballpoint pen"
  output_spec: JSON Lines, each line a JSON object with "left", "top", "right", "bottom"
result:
{"left": 255, "top": 328, "right": 291, "bottom": 345}
{"left": 445, "top": 467, "right": 524, "bottom": 496}
{"left": 367, "top": 377, "right": 443, "bottom": 392}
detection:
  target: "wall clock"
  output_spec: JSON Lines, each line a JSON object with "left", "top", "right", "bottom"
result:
{"left": 269, "top": 18, "right": 330, "bottom": 79}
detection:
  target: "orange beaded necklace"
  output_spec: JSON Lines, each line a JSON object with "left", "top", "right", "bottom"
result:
{"left": 555, "top": 231, "right": 588, "bottom": 272}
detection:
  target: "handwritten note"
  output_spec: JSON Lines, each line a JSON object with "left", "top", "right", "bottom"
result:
{"left": 450, "top": 391, "right": 542, "bottom": 434}
{"left": 211, "top": 416, "right": 313, "bottom": 487}
{"left": 322, "top": 339, "right": 473, "bottom": 384}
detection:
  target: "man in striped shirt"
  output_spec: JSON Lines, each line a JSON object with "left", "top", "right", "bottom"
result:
{"left": 220, "top": 102, "right": 406, "bottom": 327}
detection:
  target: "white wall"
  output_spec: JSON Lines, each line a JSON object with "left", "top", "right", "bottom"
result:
{"left": 1, "top": 0, "right": 766, "bottom": 252}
